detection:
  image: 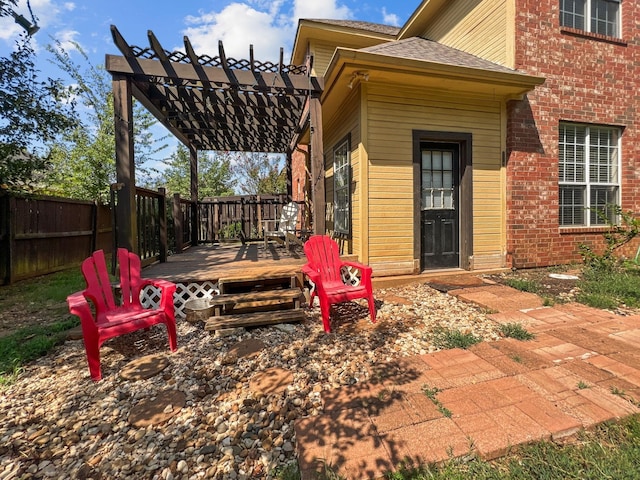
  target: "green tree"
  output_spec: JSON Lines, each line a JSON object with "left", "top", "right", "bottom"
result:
{"left": 42, "top": 42, "right": 164, "bottom": 201}
{"left": 234, "top": 152, "right": 287, "bottom": 194}
{"left": 155, "top": 145, "right": 236, "bottom": 199}
{"left": 0, "top": 2, "right": 76, "bottom": 191}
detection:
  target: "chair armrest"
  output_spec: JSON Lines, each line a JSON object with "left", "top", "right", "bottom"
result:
{"left": 142, "top": 279, "right": 177, "bottom": 312}
{"left": 301, "top": 265, "right": 320, "bottom": 283}
{"left": 262, "top": 219, "right": 277, "bottom": 231}
{"left": 142, "top": 278, "right": 176, "bottom": 290}
{"left": 341, "top": 261, "right": 373, "bottom": 285}
{"left": 67, "top": 291, "right": 98, "bottom": 333}
{"left": 342, "top": 260, "right": 373, "bottom": 273}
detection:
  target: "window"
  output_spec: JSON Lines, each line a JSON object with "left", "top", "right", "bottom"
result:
{"left": 560, "top": 0, "right": 620, "bottom": 37}
{"left": 559, "top": 123, "right": 620, "bottom": 227}
{"left": 333, "top": 137, "right": 350, "bottom": 235}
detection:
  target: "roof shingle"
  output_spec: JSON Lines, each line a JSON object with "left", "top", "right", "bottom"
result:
{"left": 361, "top": 37, "right": 520, "bottom": 74}
{"left": 306, "top": 19, "right": 400, "bottom": 37}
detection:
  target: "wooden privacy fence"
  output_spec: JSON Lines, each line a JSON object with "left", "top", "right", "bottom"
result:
{"left": 0, "top": 192, "right": 112, "bottom": 285}
{"left": 0, "top": 190, "right": 309, "bottom": 284}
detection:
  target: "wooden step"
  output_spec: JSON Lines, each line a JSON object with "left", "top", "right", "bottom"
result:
{"left": 204, "top": 309, "right": 305, "bottom": 331}
{"left": 219, "top": 270, "right": 300, "bottom": 294}
{"left": 210, "top": 288, "right": 303, "bottom": 315}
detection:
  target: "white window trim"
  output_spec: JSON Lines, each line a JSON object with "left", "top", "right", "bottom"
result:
{"left": 560, "top": 0, "right": 621, "bottom": 38}
{"left": 333, "top": 137, "right": 350, "bottom": 235}
{"left": 559, "top": 122, "right": 622, "bottom": 228}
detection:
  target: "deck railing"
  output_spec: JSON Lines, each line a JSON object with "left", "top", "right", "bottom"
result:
{"left": 169, "top": 194, "right": 309, "bottom": 248}
{"left": 134, "top": 187, "right": 167, "bottom": 266}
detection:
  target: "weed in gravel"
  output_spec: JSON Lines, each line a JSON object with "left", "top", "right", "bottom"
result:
{"left": 503, "top": 278, "right": 540, "bottom": 293}
{"left": 273, "top": 461, "right": 301, "bottom": 480}
{"left": 499, "top": 323, "right": 535, "bottom": 341}
{"left": 433, "top": 328, "right": 481, "bottom": 350}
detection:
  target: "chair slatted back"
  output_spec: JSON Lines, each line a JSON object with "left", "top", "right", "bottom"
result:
{"left": 303, "top": 235, "right": 343, "bottom": 284}
{"left": 117, "top": 248, "right": 143, "bottom": 308}
{"left": 278, "top": 202, "right": 299, "bottom": 234}
{"left": 81, "top": 250, "right": 116, "bottom": 315}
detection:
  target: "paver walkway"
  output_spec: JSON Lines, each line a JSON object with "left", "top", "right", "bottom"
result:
{"left": 294, "top": 284, "right": 640, "bottom": 479}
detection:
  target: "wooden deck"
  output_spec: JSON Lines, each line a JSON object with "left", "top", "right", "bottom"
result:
{"left": 143, "top": 242, "right": 307, "bottom": 284}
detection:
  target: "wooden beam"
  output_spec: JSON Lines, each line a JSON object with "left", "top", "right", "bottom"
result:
{"left": 309, "top": 94, "right": 325, "bottom": 234}
{"left": 130, "top": 83, "right": 192, "bottom": 147}
{"left": 106, "top": 54, "right": 322, "bottom": 93}
{"left": 189, "top": 144, "right": 199, "bottom": 246}
{"left": 113, "top": 74, "right": 137, "bottom": 253}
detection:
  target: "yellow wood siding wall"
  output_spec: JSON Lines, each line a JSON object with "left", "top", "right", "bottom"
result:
{"left": 309, "top": 41, "right": 337, "bottom": 76}
{"left": 422, "top": 0, "right": 508, "bottom": 66}
{"left": 323, "top": 88, "right": 362, "bottom": 255}
{"left": 365, "top": 83, "right": 506, "bottom": 275}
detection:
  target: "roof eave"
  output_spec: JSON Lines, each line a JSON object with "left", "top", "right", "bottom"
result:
{"left": 291, "top": 19, "right": 397, "bottom": 65}
{"left": 324, "top": 48, "right": 545, "bottom": 98}
{"left": 398, "top": 0, "right": 449, "bottom": 40}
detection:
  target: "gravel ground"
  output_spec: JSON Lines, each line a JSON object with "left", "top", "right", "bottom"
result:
{"left": 0, "top": 282, "right": 501, "bottom": 480}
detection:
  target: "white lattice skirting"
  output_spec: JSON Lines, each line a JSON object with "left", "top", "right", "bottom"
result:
{"left": 141, "top": 268, "right": 359, "bottom": 317}
{"left": 141, "top": 281, "right": 220, "bottom": 318}
{"left": 306, "top": 265, "right": 362, "bottom": 306}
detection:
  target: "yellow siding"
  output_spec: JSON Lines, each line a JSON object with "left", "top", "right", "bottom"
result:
{"left": 365, "top": 83, "right": 505, "bottom": 274}
{"left": 309, "top": 41, "right": 337, "bottom": 77}
{"left": 422, "top": 0, "right": 508, "bottom": 66}
{"left": 323, "top": 89, "right": 361, "bottom": 255}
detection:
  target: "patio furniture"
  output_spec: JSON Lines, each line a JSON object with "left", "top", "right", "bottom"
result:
{"left": 263, "top": 202, "right": 302, "bottom": 249}
{"left": 302, "top": 235, "right": 377, "bottom": 333}
{"left": 67, "top": 248, "right": 177, "bottom": 381}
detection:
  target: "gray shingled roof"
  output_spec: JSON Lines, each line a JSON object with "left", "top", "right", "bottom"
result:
{"left": 361, "top": 37, "right": 520, "bottom": 74}
{"left": 306, "top": 19, "right": 400, "bottom": 37}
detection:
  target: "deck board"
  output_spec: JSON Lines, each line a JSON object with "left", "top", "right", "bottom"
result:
{"left": 143, "top": 243, "right": 307, "bottom": 283}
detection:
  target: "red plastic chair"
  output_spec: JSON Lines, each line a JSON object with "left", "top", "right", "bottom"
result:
{"left": 67, "top": 248, "right": 177, "bottom": 381}
{"left": 302, "top": 235, "right": 376, "bottom": 333}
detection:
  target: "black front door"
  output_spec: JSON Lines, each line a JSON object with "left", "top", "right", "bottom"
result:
{"left": 420, "top": 143, "right": 459, "bottom": 269}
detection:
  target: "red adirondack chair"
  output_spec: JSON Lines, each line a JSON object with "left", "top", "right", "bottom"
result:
{"left": 302, "top": 235, "right": 376, "bottom": 333}
{"left": 67, "top": 248, "right": 177, "bottom": 381}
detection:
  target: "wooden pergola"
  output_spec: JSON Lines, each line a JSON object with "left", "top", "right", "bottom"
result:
{"left": 105, "top": 25, "right": 325, "bottom": 253}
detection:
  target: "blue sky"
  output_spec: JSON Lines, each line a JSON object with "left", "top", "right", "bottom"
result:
{"left": 1, "top": 0, "right": 416, "bottom": 74}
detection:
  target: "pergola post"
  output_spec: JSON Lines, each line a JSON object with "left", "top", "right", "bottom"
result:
{"left": 310, "top": 94, "right": 325, "bottom": 234}
{"left": 189, "top": 144, "right": 199, "bottom": 246}
{"left": 113, "top": 73, "right": 137, "bottom": 253}
{"left": 286, "top": 150, "right": 293, "bottom": 198}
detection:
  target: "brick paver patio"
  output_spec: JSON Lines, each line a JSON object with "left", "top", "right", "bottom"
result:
{"left": 294, "top": 284, "right": 640, "bottom": 479}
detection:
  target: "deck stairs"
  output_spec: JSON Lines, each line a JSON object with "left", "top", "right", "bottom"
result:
{"left": 204, "top": 271, "right": 306, "bottom": 333}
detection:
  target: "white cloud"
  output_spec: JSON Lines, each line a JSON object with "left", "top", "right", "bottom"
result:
{"left": 53, "top": 28, "right": 81, "bottom": 53}
{"left": 63, "top": 2, "right": 75, "bottom": 11}
{"left": 292, "top": 0, "right": 351, "bottom": 22}
{"left": 184, "top": 3, "right": 292, "bottom": 61}
{"left": 381, "top": 8, "right": 400, "bottom": 27}
{"left": 182, "top": 0, "right": 351, "bottom": 63}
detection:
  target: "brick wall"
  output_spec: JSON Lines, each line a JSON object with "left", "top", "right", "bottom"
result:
{"left": 506, "top": 0, "right": 640, "bottom": 268}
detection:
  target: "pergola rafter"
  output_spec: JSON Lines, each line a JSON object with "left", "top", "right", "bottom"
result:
{"left": 106, "top": 25, "right": 325, "bottom": 254}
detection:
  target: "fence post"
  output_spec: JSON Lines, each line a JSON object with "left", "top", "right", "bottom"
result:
{"left": 0, "top": 193, "right": 10, "bottom": 284}
{"left": 7, "top": 195, "right": 15, "bottom": 284}
{"left": 91, "top": 201, "right": 98, "bottom": 254}
{"left": 158, "top": 188, "right": 167, "bottom": 262}
{"left": 173, "top": 193, "right": 183, "bottom": 254}
{"left": 240, "top": 197, "right": 246, "bottom": 243}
